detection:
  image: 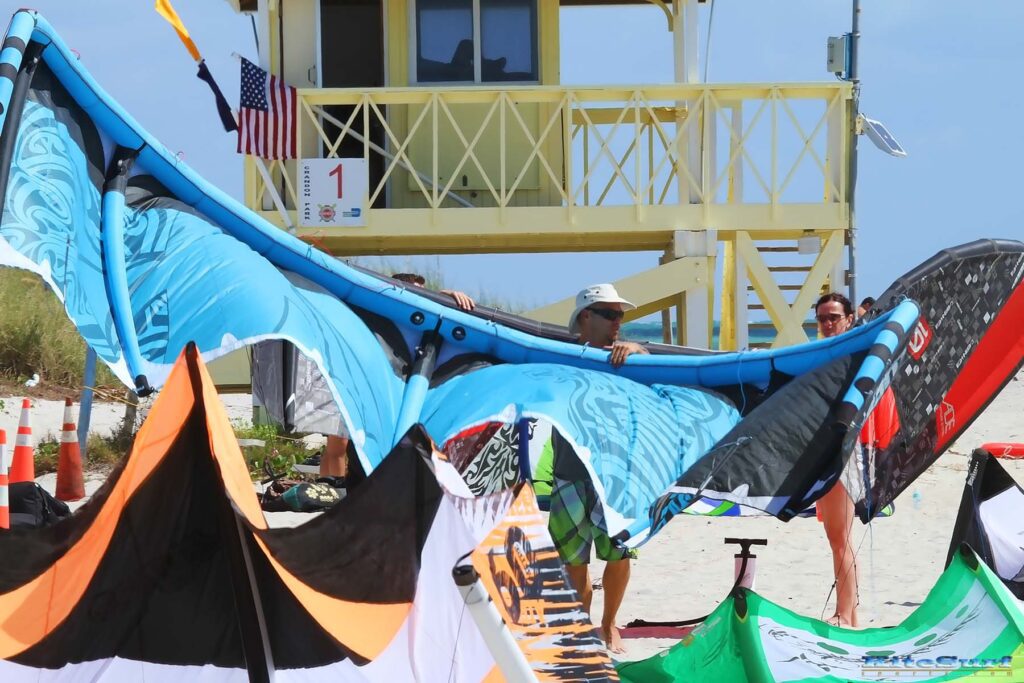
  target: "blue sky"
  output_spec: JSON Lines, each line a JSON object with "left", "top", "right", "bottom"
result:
{"left": 13, "top": 1, "right": 1024, "bottom": 313}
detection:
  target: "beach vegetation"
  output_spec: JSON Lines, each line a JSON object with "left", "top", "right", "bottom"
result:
{"left": 32, "top": 419, "right": 315, "bottom": 481}
{"left": 33, "top": 429, "right": 130, "bottom": 475}
{"left": 0, "top": 270, "right": 119, "bottom": 389}
{"left": 232, "top": 422, "right": 316, "bottom": 480}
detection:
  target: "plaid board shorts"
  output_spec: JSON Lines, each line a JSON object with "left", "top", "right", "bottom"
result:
{"left": 547, "top": 477, "right": 636, "bottom": 565}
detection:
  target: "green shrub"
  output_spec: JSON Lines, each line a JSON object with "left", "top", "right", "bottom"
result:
{"left": 32, "top": 431, "right": 129, "bottom": 476}
{"left": 86, "top": 433, "right": 128, "bottom": 469}
{"left": 31, "top": 421, "right": 313, "bottom": 481}
{"left": 0, "top": 270, "right": 118, "bottom": 388}
{"left": 34, "top": 435, "right": 60, "bottom": 474}
{"left": 232, "top": 421, "right": 314, "bottom": 480}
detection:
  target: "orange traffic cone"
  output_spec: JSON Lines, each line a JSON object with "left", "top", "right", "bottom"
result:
{"left": 0, "top": 430, "right": 9, "bottom": 530}
{"left": 9, "top": 398, "right": 34, "bottom": 484}
{"left": 56, "top": 398, "right": 85, "bottom": 502}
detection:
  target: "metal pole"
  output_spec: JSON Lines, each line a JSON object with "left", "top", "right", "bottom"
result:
{"left": 452, "top": 563, "right": 537, "bottom": 683}
{"left": 847, "top": 0, "right": 861, "bottom": 305}
{"left": 78, "top": 347, "right": 97, "bottom": 457}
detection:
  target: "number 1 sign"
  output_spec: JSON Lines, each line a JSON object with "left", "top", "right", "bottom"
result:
{"left": 299, "top": 158, "right": 368, "bottom": 228}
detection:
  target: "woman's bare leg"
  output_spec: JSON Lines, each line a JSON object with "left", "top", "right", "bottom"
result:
{"left": 819, "top": 481, "right": 859, "bottom": 627}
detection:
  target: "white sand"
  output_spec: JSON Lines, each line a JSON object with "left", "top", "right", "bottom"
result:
{"left": 3, "top": 374, "right": 1022, "bottom": 665}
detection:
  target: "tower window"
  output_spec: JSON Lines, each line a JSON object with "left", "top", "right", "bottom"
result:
{"left": 415, "top": 0, "right": 538, "bottom": 84}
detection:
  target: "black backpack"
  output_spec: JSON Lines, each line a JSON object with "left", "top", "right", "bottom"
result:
{"left": 9, "top": 482, "right": 72, "bottom": 528}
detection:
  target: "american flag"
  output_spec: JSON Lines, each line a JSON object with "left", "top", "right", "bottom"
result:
{"left": 237, "top": 57, "right": 296, "bottom": 160}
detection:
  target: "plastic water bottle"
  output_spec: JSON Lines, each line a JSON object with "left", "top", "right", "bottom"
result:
{"left": 912, "top": 490, "right": 922, "bottom": 510}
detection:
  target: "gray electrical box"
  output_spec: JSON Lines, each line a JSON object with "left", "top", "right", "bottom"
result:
{"left": 827, "top": 35, "right": 848, "bottom": 75}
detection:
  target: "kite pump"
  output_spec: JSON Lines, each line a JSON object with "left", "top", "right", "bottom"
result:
{"left": 726, "top": 537, "right": 767, "bottom": 590}
{"left": 452, "top": 561, "right": 538, "bottom": 683}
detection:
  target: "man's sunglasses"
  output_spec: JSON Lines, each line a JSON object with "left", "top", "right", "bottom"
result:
{"left": 816, "top": 313, "right": 847, "bottom": 324}
{"left": 588, "top": 307, "right": 625, "bottom": 322}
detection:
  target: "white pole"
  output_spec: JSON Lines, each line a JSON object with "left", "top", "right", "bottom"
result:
{"left": 848, "top": 0, "right": 862, "bottom": 305}
{"left": 452, "top": 563, "right": 537, "bottom": 683}
{"left": 672, "top": 0, "right": 711, "bottom": 348}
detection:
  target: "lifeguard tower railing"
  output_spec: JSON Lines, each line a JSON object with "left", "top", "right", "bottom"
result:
{"left": 243, "top": 81, "right": 853, "bottom": 349}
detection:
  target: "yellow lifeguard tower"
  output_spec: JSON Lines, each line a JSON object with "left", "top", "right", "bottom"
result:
{"left": 226, "top": 0, "right": 854, "bottom": 350}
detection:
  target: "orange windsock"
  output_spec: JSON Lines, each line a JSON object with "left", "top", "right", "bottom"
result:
{"left": 56, "top": 398, "right": 85, "bottom": 502}
{"left": 9, "top": 399, "right": 34, "bottom": 484}
{"left": 155, "top": 0, "right": 202, "bottom": 62}
{"left": 0, "top": 429, "right": 9, "bottom": 529}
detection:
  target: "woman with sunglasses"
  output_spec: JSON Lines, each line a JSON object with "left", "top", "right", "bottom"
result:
{"left": 814, "top": 293, "right": 860, "bottom": 627}
{"left": 814, "top": 292, "right": 899, "bottom": 628}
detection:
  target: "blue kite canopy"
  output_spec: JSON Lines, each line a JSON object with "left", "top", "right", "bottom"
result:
{"left": 2, "top": 10, "right": 1023, "bottom": 547}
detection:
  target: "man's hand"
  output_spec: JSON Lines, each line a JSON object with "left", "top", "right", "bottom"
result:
{"left": 608, "top": 341, "right": 648, "bottom": 368}
{"left": 440, "top": 289, "right": 476, "bottom": 311}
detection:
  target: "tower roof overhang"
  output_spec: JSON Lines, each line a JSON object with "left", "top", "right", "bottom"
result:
{"left": 224, "top": 0, "right": 255, "bottom": 13}
{"left": 224, "top": 0, "right": 703, "bottom": 13}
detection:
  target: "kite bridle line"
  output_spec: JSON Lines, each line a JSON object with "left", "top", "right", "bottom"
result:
{"left": 615, "top": 434, "right": 755, "bottom": 549}
{"left": 818, "top": 515, "right": 878, "bottom": 626}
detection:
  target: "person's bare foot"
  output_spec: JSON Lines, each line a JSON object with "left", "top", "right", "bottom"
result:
{"left": 825, "top": 614, "right": 856, "bottom": 628}
{"left": 602, "top": 624, "right": 626, "bottom": 654}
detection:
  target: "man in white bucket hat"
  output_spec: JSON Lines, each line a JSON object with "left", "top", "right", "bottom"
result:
{"left": 567, "top": 283, "right": 648, "bottom": 367}
{"left": 547, "top": 283, "right": 649, "bottom": 653}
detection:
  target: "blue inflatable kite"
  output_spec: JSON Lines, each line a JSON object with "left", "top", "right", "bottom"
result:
{"left": 2, "top": 10, "right": 1023, "bottom": 547}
